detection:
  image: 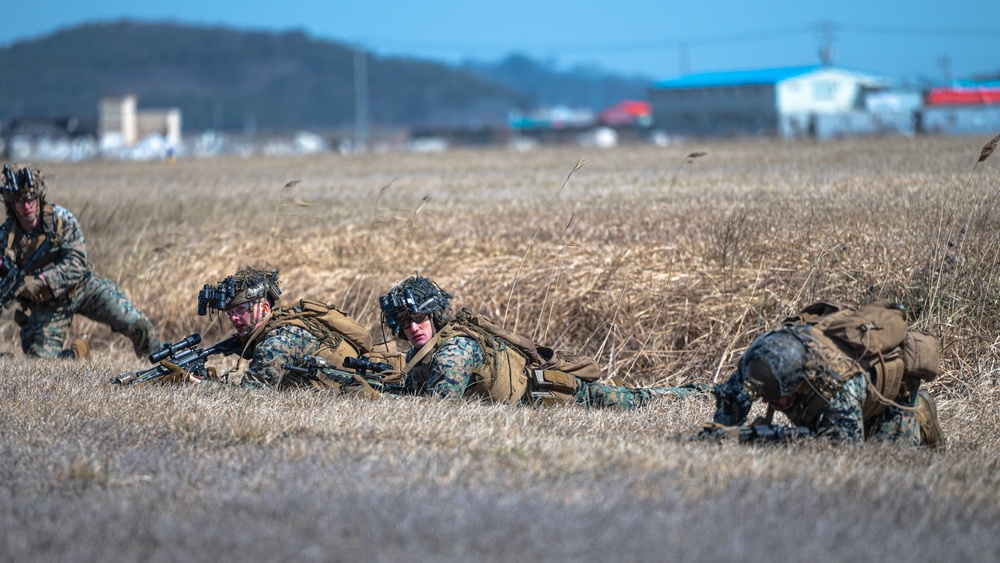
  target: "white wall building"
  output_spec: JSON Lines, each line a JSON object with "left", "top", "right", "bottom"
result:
{"left": 649, "top": 65, "right": 890, "bottom": 139}
{"left": 98, "top": 94, "right": 182, "bottom": 150}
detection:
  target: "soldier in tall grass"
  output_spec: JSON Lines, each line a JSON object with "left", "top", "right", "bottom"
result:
{"left": 191, "top": 266, "right": 378, "bottom": 389}
{"left": 378, "top": 276, "right": 708, "bottom": 408}
{"left": 0, "top": 164, "right": 160, "bottom": 360}
{"left": 712, "top": 301, "right": 945, "bottom": 446}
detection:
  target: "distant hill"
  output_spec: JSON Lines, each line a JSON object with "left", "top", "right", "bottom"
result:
{"left": 463, "top": 54, "right": 652, "bottom": 110}
{"left": 0, "top": 21, "right": 653, "bottom": 133}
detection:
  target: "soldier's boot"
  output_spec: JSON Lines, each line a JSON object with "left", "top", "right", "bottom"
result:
{"left": 70, "top": 338, "right": 90, "bottom": 361}
{"left": 915, "top": 390, "right": 944, "bottom": 448}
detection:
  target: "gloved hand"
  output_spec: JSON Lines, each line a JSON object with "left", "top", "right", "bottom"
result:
{"left": 17, "top": 276, "right": 51, "bottom": 302}
{"left": 158, "top": 360, "right": 188, "bottom": 384}
{"left": 186, "top": 366, "right": 219, "bottom": 384}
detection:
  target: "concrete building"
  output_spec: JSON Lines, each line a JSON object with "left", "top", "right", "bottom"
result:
{"left": 98, "top": 95, "right": 138, "bottom": 145}
{"left": 921, "top": 80, "right": 1000, "bottom": 135}
{"left": 98, "top": 95, "right": 182, "bottom": 148}
{"left": 649, "top": 65, "right": 889, "bottom": 139}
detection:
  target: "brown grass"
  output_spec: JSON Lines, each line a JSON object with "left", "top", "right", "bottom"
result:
{"left": 2, "top": 136, "right": 1000, "bottom": 561}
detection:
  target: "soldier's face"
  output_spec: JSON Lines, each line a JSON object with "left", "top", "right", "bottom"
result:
{"left": 402, "top": 313, "right": 434, "bottom": 348}
{"left": 13, "top": 197, "right": 40, "bottom": 229}
{"left": 227, "top": 300, "right": 270, "bottom": 338}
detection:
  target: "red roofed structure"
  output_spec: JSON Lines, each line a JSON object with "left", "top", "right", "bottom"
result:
{"left": 598, "top": 100, "right": 651, "bottom": 126}
{"left": 926, "top": 87, "right": 1000, "bottom": 106}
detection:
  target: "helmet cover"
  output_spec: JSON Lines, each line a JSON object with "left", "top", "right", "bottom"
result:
{"left": 379, "top": 276, "right": 452, "bottom": 337}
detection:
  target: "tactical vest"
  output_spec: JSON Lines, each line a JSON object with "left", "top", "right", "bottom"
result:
{"left": 5, "top": 204, "right": 64, "bottom": 269}
{"left": 779, "top": 300, "right": 940, "bottom": 425}
{"left": 3, "top": 205, "right": 67, "bottom": 304}
{"left": 405, "top": 310, "right": 530, "bottom": 404}
{"left": 261, "top": 299, "right": 375, "bottom": 390}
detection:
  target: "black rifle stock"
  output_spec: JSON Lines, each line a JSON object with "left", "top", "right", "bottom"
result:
{"left": 110, "top": 333, "right": 244, "bottom": 386}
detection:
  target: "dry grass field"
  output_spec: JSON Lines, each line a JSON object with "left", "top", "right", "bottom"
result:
{"left": 2, "top": 136, "right": 1000, "bottom": 561}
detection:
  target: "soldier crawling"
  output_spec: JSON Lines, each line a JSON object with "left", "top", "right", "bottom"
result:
{"left": 711, "top": 300, "right": 945, "bottom": 447}
{"left": 374, "top": 275, "right": 707, "bottom": 409}
{"left": 188, "top": 266, "right": 387, "bottom": 389}
{"left": 0, "top": 164, "right": 160, "bottom": 359}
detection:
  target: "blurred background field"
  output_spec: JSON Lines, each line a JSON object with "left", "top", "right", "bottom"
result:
{"left": 2, "top": 136, "right": 999, "bottom": 560}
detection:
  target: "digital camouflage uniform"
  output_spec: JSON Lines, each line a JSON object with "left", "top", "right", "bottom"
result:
{"left": 401, "top": 326, "right": 703, "bottom": 409}
{"left": 2, "top": 203, "right": 160, "bottom": 358}
{"left": 713, "top": 317, "right": 930, "bottom": 445}
{"left": 198, "top": 267, "right": 372, "bottom": 391}
{"left": 714, "top": 361, "right": 920, "bottom": 444}
{"left": 236, "top": 323, "right": 328, "bottom": 390}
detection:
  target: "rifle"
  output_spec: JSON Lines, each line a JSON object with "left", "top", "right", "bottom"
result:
{"left": 110, "top": 333, "right": 244, "bottom": 386}
{"left": 283, "top": 355, "right": 404, "bottom": 393}
{"left": 0, "top": 229, "right": 55, "bottom": 308}
{"left": 684, "top": 422, "right": 812, "bottom": 444}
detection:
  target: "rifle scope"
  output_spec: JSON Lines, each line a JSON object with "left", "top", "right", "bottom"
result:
{"left": 149, "top": 333, "right": 202, "bottom": 363}
{"left": 343, "top": 356, "right": 394, "bottom": 374}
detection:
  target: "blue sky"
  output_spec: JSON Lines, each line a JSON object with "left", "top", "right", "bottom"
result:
{"left": 5, "top": 1, "right": 999, "bottom": 83}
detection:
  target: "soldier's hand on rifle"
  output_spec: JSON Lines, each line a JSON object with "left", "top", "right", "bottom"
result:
{"left": 186, "top": 366, "right": 218, "bottom": 383}
{"left": 158, "top": 360, "right": 190, "bottom": 384}
{"left": 17, "top": 275, "right": 49, "bottom": 302}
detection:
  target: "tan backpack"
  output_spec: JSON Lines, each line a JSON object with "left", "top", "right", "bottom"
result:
{"left": 451, "top": 309, "right": 602, "bottom": 405}
{"left": 267, "top": 299, "right": 377, "bottom": 390}
{"left": 786, "top": 299, "right": 940, "bottom": 419}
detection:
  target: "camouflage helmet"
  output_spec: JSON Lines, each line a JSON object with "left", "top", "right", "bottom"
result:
{"left": 740, "top": 328, "right": 810, "bottom": 403}
{"left": 379, "top": 276, "right": 453, "bottom": 337}
{"left": 2, "top": 164, "right": 46, "bottom": 204}
{"left": 198, "top": 266, "right": 281, "bottom": 316}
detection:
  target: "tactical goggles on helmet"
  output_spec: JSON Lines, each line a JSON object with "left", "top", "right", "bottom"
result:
{"left": 198, "top": 277, "right": 237, "bottom": 316}
{"left": 379, "top": 277, "right": 451, "bottom": 336}
{"left": 379, "top": 288, "right": 421, "bottom": 335}
{"left": 197, "top": 272, "right": 281, "bottom": 316}
{"left": 2, "top": 164, "right": 42, "bottom": 202}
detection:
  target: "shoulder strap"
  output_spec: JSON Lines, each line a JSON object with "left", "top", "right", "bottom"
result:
{"left": 402, "top": 330, "right": 448, "bottom": 373}
{"left": 4, "top": 216, "right": 15, "bottom": 252}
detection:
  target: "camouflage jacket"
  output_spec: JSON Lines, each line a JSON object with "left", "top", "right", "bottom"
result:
{"left": 1, "top": 204, "right": 91, "bottom": 302}
{"left": 238, "top": 324, "right": 326, "bottom": 390}
{"left": 403, "top": 334, "right": 486, "bottom": 399}
{"left": 714, "top": 369, "right": 918, "bottom": 443}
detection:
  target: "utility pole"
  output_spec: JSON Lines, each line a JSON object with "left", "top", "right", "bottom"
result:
{"left": 354, "top": 45, "right": 370, "bottom": 152}
{"left": 939, "top": 55, "right": 953, "bottom": 85}
{"left": 818, "top": 20, "right": 836, "bottom": 65}
{"left": 678, "top": 42, "right": 690, "bottom": 76}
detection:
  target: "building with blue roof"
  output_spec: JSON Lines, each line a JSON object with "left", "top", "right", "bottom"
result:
{"left": 649, "top": 65, "right": 893, "bottom": 139}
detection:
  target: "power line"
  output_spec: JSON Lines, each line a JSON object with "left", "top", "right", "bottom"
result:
{"left": 355, "top": 21, "right": 1000, "bottom": 57}
{"left": 839, "top": 22, "right": 1000, "bottom": 38}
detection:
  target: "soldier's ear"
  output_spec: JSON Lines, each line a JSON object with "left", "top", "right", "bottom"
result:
{"left": 260, "top": 301, "right": 272, "bottom": 316}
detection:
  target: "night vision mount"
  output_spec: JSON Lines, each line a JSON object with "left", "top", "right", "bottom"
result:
{"left": 379, "top": 289, "right": 420, "bottom": 335}
{"left": 197, "top": 277, "right": 237, "bottom": 316}
{"left": 1, "top": 164, "right": 36, "bottom": 199}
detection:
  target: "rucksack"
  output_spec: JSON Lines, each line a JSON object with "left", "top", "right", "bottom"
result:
{"left": 452, "top": 308, "right": 602, "bottom": 404}
{"left": 267, "top": 299, "right": 385, "bottom": 389}
{"left": 785, "top": 299, "right": 939, "bottom": 419}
